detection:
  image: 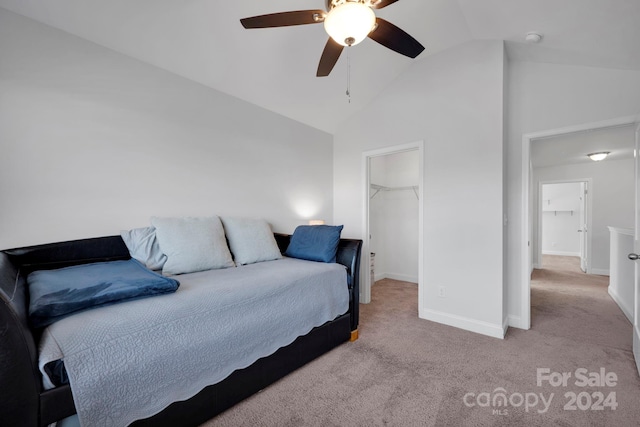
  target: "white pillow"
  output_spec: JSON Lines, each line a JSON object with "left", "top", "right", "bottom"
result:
{"left": 120, "top": 227, "right": 167, "bottom": 271}
{"left": 221, "top": 217, "right": 282, "bottom": 265}
{"left": 151, "top": 216, "right": 235, "bottom": 275}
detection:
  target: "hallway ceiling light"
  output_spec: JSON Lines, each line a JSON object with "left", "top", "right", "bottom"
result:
{"left": 525, "top": 32, "right": 543, "bottom": 43}
{"left": 587, "top": 152, "right": 610, "bottom": 161}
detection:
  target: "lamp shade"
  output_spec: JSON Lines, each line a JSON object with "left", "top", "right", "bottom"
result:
{"left": 324, "top": 2, "right": 376, "bottom": 47}
{"left": 587, "top": 152, "right": 610, "bottom": 161}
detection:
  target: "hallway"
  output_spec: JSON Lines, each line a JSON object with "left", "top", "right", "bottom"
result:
{"left": 531, "top": 255, "right": 630, "bottom": 349}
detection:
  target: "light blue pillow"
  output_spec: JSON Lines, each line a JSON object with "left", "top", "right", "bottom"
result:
{"left": 221, "top": 217, "right": 282, "bottom": 265}
{"left": 151, "top": 216, "right": 235, "bottom": 275}
{"left": 285, "top": 225, "right": 343, "bottom": 263}
{"left": 120, "top": 227, "right": 167, "bottom": 271}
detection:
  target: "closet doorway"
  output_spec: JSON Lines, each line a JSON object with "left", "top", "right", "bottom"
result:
{"left": 538, "top": 181, "right": 590, "bottom": 272}
{"left": 362, "top": 141, "right": 424, "bottom": 305}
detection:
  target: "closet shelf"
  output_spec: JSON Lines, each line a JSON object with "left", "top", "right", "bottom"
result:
{"left": 542, "top": 210, "right": 574, "bottom": 216}
{"left": 370, "top": 183, "right": 419, "bottom": 200}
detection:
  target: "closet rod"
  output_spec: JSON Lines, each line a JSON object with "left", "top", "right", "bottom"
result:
{"left": 370, "top": 184, "right": 419, "bottom": 200}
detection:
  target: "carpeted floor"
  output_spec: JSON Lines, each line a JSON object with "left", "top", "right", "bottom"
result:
{"left": 204, "top": 256, "right": 640, "bottom": 426}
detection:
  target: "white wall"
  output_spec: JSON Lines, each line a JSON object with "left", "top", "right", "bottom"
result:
{"left": 532, "top": 159, "right": 634, "bottom": 274}
{"left": 335, "top": 40, "right": 505, "bottom": 338}
{"left": 370, "top": 150, "right": 419, "bottom": 283}
{"left": 0, "top": 9, "right": 334, "bottom": 249}
{"left": 506, "top": 60, "right": 640, "bottom": 328}
{"left": 540, "top": 183, "right": 582, "bottom": 257}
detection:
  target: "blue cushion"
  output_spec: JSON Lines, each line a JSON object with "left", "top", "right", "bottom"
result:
{"left": 285, "top": 225, "right": 343, "bottom": 263}
{"left": 28, "top": 259, "right": 180, "bottom": 328}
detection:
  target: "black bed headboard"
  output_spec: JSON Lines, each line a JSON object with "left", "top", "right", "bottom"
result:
{"left": 5, "top": 236, "right": 131, "bottom": 274}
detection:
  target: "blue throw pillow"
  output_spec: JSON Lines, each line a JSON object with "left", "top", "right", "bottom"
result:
{"left": 28, "top": 259, "right": 180, "bottom": 328}
{"left": 285, "top": 225, "right": 343, "bottom": 263}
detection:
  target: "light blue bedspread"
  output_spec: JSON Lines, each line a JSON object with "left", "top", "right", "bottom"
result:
{"left": 38, "top": 257, "right": 348, "bottom": 427}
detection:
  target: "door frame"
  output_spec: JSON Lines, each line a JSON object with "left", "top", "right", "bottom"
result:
{"left": 520, "top": 115, "right": 638, "bottom": 330}
{"left": 536, "top": 179, "right": 592, "bottom": 272}
{"left": 579, "top": 181, "right": 589, "bottom": 273}
{"left": 633, "top": 120, "right": 640, "bottom": 375}
{"left": 361, "top": 140, "right": 424, "bottom": 305}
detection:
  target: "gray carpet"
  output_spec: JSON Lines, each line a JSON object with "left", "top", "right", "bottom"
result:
{"left": 204, "top": 256, "right": 640, "bottom": 426}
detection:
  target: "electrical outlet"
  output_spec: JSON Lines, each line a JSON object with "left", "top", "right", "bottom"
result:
{"left": 438, "top": 286, "right": 446, "bottom": 298}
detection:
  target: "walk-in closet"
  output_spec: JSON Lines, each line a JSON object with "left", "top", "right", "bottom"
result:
{"left": 369, "top": 150, "right": 419, "bottom": 284}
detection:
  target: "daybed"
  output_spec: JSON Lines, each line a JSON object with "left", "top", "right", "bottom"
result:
{"left": 0, "top": 222, "right": 362, "bottom": 427}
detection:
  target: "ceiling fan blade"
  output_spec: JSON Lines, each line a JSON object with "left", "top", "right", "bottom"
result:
{"left": 240, "top": 10, "right": 325, "bottom": 29}
{"left": 317, "top": 38, "right": 344, "bottom": 77}
{"left": 368, "top": 18, "right": 425, "bottom": 58}
{"left": 371, "top": 0, "right": 401, "bottom": 9}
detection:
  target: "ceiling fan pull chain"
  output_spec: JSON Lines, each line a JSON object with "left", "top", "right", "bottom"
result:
{"left": 346, "top": 47, "right": 351, "bottom": 103}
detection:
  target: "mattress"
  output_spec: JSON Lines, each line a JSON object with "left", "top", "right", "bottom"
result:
{"left": 38, "top": 257, "right": 349, "bottom": 427}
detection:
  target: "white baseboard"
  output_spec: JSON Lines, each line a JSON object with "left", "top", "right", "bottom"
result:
{"left": 542, "top": 250, "right": 580, "bottom": 257}
{"left": 373, "top": 272, "right": 418, "bottom": 284}
{"left": 507, "top": 314, "right": 529, "bottom": 330}
{"left": 634, "top": 327, "right": 640, "bottom": 377}
{"left": 608, "top": 287, "right": 633, "bottom": 323}
{"left": 533, "top": 263, "right": 541, "bottom": 270}
{"left": 419, "top": 308, "right": 505, "bottom": 339}
{"left": 591, "top": 268, "right": 610, "bottom": 276}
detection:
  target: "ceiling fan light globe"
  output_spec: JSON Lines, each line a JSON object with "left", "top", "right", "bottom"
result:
{"left": 324, "top": 3, "right": 376, "bottom": 47}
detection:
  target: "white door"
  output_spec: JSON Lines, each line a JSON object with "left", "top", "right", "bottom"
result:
{"left": 579, "top": 182, "right": 588, "bottom": 273}
{"left": 632, "top": 122, "right": 640, "bottom": 375}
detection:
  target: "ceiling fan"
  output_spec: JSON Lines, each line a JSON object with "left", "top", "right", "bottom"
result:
{"left": 240, "top": 0, "right": 425, "bottom": 77}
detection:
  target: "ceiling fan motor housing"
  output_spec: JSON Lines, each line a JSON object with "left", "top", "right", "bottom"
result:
{"left": 324, "top": 1, "right": 377, "bottom": 46}
{"left": 326, "top": 0, "right": 381, "bottom": 9}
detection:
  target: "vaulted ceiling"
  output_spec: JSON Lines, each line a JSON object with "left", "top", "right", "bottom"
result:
{"left": 1, "top": 0, "right": 639, "bottom": 133}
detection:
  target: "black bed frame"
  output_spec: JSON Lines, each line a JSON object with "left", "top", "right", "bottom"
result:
{"left": 0, "top": 233, "right": 361, "bottom": 427}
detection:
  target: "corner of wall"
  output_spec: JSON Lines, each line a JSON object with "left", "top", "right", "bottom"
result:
{"left": 421, "top": 309, "right": 506, "bottom": 339}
